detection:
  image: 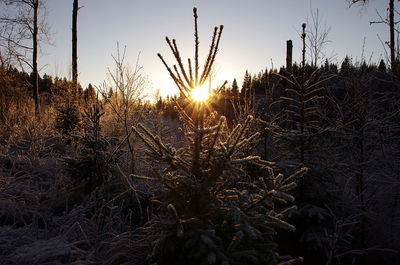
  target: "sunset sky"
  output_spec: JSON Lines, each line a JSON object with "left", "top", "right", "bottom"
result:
{"left": 40, "top": 0, "right": 394, "bottom": 99}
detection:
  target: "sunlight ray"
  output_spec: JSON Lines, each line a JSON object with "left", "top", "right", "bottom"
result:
{"left": 191, "top": 84, "right": 210, "bottom": 102}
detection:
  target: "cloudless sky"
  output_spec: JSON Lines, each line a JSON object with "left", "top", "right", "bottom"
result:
{"left": 40, "top": 0, "right": 395, "bottom": 99}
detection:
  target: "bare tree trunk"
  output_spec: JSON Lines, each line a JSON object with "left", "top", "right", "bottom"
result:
{"left": 302, "top": 23, "right": 306, "bottom": 69}
{"left": 356, "top": 130, "right": 367, "bottom": 265}
{"left": 389, "top": 0, "right": 396, "bottom": 72}
{"left": 301, "top": 24, "right": 306, "bottom": 165}
{"left": 72, "top": 0, "right": 78, "bottom": 98}
{"left": 286, "top": 40, "right": 293, "bottom": 73}
{"left": 33, "top": 0, "right": 39, "bottom": 117}
{"left": 283, "top": 40, "right": 293, "bottom": 129}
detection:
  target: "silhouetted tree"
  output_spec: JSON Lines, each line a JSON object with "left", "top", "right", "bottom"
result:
{"left": 240, "top": 70, "right": 251, "bottom": 101}
{"left": 378, "top": 59, "right": 387, "bottom": 72}
{"left": 0, "top": 0, "right": 51, "bottom": 117}
{"left": 340, "top": 56, "right": 354, "bottom": 76}
{"left": 72, "top": 0, "right": 78, "bottom": 97}
{"left": 306, "top": 8, "right": 332, "bottom": 67}
{"left": 84, "top": 83, "right": 96, "bottom": 104}
{"left": 350, "top": 0, "right": 399, "bottom": 72}
{"left": 302, "top": 23, "right": 306, "bottom": 69}
{"left": 231, "top": 78, "right": 239, "bottom": 97}
{"left": 138, "top": 8, "right": 305, "bottom": 265}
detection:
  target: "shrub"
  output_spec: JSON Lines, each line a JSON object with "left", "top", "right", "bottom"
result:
{"left": 55, "top": 103, "right": 81, "bottom": 135}
{"left": 63, "top": 103, "right": 117, "bottom": 194}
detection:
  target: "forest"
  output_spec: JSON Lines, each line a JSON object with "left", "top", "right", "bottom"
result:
{"left": 0, "top": 0, "right": 399, "bottom": 265}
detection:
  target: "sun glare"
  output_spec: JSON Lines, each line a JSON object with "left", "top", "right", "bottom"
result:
{"left": 191, "top": 85, "right": 210, "bottom": 102}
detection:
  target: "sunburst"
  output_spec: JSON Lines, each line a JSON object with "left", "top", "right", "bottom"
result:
{"left": 191, "top": 85, "right": 210, "bottom": 102}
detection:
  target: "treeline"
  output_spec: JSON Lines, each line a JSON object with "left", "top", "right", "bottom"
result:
{"left": 157, "top": 57, "right": 390, "bottom": 122}
{"left": 0, "top": 65, "right": 96, "bottom": 125}
{"left": 0, "top": 55, "right": 392, "bottom": 129}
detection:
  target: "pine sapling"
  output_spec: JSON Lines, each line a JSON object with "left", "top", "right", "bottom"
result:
{"left": 133, "top": 7, "right": 307, "bottom": 265}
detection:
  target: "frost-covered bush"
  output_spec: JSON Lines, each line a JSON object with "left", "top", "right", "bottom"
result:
{"left": 63, "top": 103, "right": 118, "bottom": 194}
{"left": 135, "top": 111, "right": 306, "bottom": 265}
{"left": 55, "top": 103, "right": 81, "bottom": 135}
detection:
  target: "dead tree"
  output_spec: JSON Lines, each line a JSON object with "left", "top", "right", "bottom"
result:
{"left": 72, "top": 0, "right": 78, "bottom": 97}
{"left": 306, "top": 8, "right": 331, "bottom": 67}
{"left": 350, "top": 0, "right": 399, "bottom": 72}
{"left": 32, "top": 0, "right": 39, "bottom": 116}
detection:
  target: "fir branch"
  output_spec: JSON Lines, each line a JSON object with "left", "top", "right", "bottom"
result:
{"left": 172, "top": 38, "right": 191, "bottom": 86}
{"left": 174, "top": 100, "right": 196, "bottom": 129}
{"left": 230, "top": 155, "right": 260, "bottom": 165}
{"left": 188, "top": 58, "right": 193, "bottom": 86}
{"left": 205, "top": 116, "right": 226, "bottom": 163}
{"left": 200, "top": 25, "right": 224, "bottom": 87}
{"left": 157, "top": 53, "right": 188, "bottom": 96}
{"left": 269, "top": 189, "right": 295, "bottom": 203}
{"left": 227, "top": 115, "right": 253, "bottom": 157}
{"left": 199, "top": 26, "right": 218, "bottom": 85}
{"left": 281, "top": 167, "right": 308, "bottom": 185}
{"left": 267, "top": 215, "right": 296, "bottom": 231}
{"left": 193, "top": 7, "right": 199, "bottom": 86}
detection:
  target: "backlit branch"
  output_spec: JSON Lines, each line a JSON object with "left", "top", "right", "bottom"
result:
{"left": 157, "top": 7, "right": 224, "bottom": 99}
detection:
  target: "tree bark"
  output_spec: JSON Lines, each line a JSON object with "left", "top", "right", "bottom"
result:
{"left": 302, "top": 23, "right": 306, "bottom": 69}
{"left": 389, "top": 0, "right": 395, "bottom": 72}
{"left": 33, "top": 0, "right": 39, "bottom": 117}
{"left": 286, "top": 40, "right": 293, "bottom": 73}
{"left": 72, "top": 0, "right": 78, "bottom": 97}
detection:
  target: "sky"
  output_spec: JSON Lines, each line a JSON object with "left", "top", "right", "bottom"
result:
{"left": 38, "top": 0, "right": 395, "bottom": 99}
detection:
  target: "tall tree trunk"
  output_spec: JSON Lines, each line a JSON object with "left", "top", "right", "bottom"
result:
{"left": 302, "top": 23, "right": 306, "bottom": 69}
{"left": 33, "top": 0, "right": 39, "bottom": 117}
{"left": 389, "top": 0, "right": 395, "bottom": 72}
{"left": 356, "top": 130, "right": 367, "bottom": 265}
{"left": 286, "top": 40, "right": 293, "bottom": 73}
{"left": 282, "top": 40, "right": 293, "bottom": 130}
{"left": 72, "top": 0, "right": 78, "bottom": 98}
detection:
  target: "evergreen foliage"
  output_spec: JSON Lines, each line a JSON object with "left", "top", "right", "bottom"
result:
{"left": 231, "top": 78, "right": 239, "bottom": 96}
{"left": 63, "top": 103, "right": 118, "bottom": 194}
{"left": 133, "top": 7, "right": 306, "bottom": 265}
{"left": 55, "top": 103, "right": 81, "bottom": 135}
{"left": 231, "top": 60, "right": 399, "bottom": 264}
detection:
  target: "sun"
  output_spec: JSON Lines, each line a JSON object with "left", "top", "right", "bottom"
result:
{"left": 191, "top": 85, "right": 210, "bottom": 102}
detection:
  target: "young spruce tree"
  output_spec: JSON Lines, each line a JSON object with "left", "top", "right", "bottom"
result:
{"left": 134, "top": 8, "right": 307, "bottom": 265}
